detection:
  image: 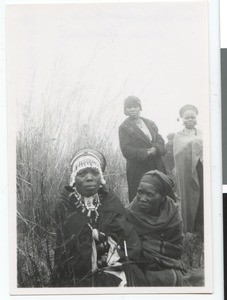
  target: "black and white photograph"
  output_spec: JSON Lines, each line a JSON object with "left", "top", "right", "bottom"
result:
{"left": 6, "top": 0, "right": 213, "bottom": 294}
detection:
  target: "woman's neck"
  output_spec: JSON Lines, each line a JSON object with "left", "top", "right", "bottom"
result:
{"left": 130, "top": 116, "right": 141, "bottom": 123}
{"left": 183, "top": 127, "right": 196, "bottom": 134}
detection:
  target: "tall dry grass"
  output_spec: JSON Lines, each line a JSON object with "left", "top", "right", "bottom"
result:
{"left": 16, "top": 93, "right": 128, "bottom": 287}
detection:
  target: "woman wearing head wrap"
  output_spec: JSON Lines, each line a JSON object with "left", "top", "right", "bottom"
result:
{"left": 119, "top": 95, "right": 166, "bottom": 203}
{"left": 126, "top": 170, "right": 186, "bottom": 286}
{"left": 173, "top": 105, "right": 203, "bottom": 237}
{"left": 52, "top": 149, "right": 147, "bottom": 287}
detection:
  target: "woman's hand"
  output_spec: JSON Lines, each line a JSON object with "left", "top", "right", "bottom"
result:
{"left": 147, "top": 147, "right": 158, "bottom": 157}
{"left": 96, "top": 240, "right": 110, "bottom": 256}
{"left": 97, "top": 254, "right": 108, "bottom": 269}
{"left": 92, "top": 230, "right": 110, "bottom": 255}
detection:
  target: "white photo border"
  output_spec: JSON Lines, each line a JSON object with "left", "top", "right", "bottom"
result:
{"left": 0, "top": 0, "right": 223, "bottom": 299}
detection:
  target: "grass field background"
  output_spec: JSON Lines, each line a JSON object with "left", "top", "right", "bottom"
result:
{"left": 16, "top": 96, "right": 204, "bottom": 287}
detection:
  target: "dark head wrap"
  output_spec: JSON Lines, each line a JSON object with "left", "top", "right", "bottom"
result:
{"left": 140, "top": 170, "right": 174, "bottom": 196}
{"left": 179, "top": 104, "right": 198, "bottom": 118}
{"left": 124, "top": 95, "right": 142, "bottom": 113}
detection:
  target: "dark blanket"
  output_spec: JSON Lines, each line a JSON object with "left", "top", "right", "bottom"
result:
{"left": 126, "top": 196, "right": 186, "bottom": 286}
{"left": 52, "top": 185, "right": 147, "bottom": 287}
{"left": 119, "top": 117, "right": 166, "bottom": 202}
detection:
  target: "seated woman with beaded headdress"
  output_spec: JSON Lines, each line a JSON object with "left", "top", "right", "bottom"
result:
{"left": 52, "top": 148, "right": 147, "bottom": 287}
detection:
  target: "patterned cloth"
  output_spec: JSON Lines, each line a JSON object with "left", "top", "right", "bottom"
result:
{"left": 126, "top": 196, "right": 186, "bottom": 286}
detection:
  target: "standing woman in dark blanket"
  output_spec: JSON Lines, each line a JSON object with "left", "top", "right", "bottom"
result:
{"left": 119, "top": 96, "right": 166, "bottom": 202}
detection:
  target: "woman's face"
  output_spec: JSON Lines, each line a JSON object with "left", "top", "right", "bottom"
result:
{"left": 137, "top": 181, "right": 165, "bottom": 216}
{"left": 182, "top": 110, "right": 197, "bottom": 129}
{"left": 75, "top": 167, "right": 101, "bottom": 197}
{"left": 125, "top": 104, "right": 140, "bottom": 119}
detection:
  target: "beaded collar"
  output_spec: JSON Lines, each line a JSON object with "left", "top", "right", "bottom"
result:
{"left": 69, "top": 187, "right": 101, "bottom": 222}
{"left": 182, "top": 127, "right": 197, "bottom": 136}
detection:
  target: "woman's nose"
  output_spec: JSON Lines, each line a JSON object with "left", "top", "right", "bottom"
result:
{"left": 85, "top": 173, "right": 94, "bottom": 181}
{"left": 140, "top": 195, "right": 147, "bottom": 202}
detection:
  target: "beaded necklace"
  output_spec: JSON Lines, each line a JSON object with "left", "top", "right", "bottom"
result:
{"left": 69, "top": 187, "right": 101, "bottom": 222}
{"left": 183, "top": 127, "right": 197, "bottom": 136}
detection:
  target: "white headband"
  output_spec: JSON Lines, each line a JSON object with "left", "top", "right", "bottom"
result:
{"left": 70, "top": 153, "right": 106, "bottom": 187}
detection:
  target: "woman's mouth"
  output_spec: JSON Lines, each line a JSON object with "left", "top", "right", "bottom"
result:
{"left": 138, "top": 203, "right": 149, "bottom": 208}
{"left": 84, "top": 185, "right": 96, "bottom": 190}
{"left": 129, "top": 113, "right": 138, "bottom": 117}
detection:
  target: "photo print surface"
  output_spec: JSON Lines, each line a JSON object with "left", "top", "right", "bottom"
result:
{"left": 6, "top": 1, "right": 212, "bottom": 294}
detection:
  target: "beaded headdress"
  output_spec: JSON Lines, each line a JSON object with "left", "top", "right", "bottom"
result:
{"left": 69, "top": 149, "right": 106, "bottom": 187}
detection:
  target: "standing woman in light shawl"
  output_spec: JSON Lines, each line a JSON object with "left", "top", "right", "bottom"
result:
{"left": 52, "top": 148, "right": 147, "bottom": 287}
{"left": 173, "top": 105, "right": 203, "bottom": 238}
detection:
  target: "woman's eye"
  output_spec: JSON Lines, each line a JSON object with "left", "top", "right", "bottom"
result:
{"left": 91, "top": 170, "right": 99, "bottom": 176}
{"left": 77, "top": 171, "right": 86, "bottom": 177}
{"left": 77, "top": 170, "right": 87, "bottom": 176}
{"left": 147, "top": 192, "right": 156, "bottom": 197}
